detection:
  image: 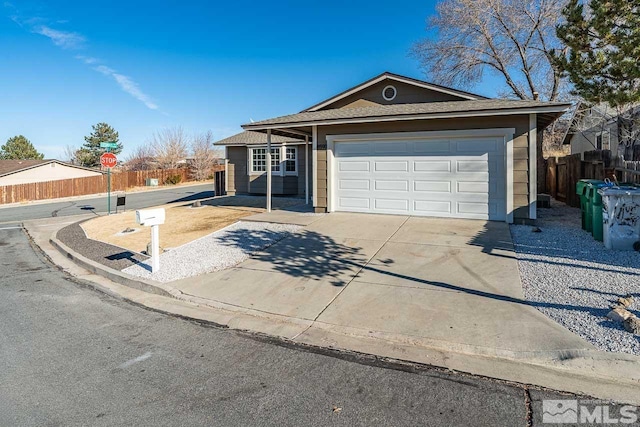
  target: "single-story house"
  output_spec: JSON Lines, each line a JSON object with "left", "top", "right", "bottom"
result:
{"left": 215, "top": 72, "right": 570, "bottom": 223}
{"left": 563, "top": 102, "right": 640, "bottom": 161}
{"left": 0, "top": 159, "right": 104, "bottom": 186}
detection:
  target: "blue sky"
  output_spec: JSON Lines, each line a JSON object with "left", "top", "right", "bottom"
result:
{"left": 0, "top": 0, "right": 498, "bottom": 159}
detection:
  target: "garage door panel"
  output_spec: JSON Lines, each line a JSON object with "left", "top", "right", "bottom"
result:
{"left": 335, "top": 143, "right": 371, "bottom": 156}
{"left": 339, "top": 161, "right": 370, "bottom": 172}
{"left": 374, "top": 142, "right": 408, "bottom": 154}
{"left": 414, "top": 140, "right": 451, "bottom": 153}
{"left": 414, "top": 181, "right": 451, "bottom": 193}
{"left": 339, "top": 179, "right": 370, "bottom": 190}
{"left": 457, "top": 160, "right": 488, "bottom": 173}
{"left": 457, "top": 181, "right": 489, "bottom": 194}
{"left": 375, "top": 198, "right": 409, "bottom": 211}
{"left": 333, "top": 136, "right": 506, "bottom": 221}
{"left": 375, "top": 180, "right": 409, "bottom": 191}
{"left": 374, "top": 161, "right": 408, "bottom": 172}
{"left": 413, "top": 160, "right": 451, "bottom": 172}
{"left": 414, "top": 200, "right": 452, "bottom": 214}
{"left": 456, "top": 138, "right": 499, "bottom": 153}
{"left": 339, "top": 197, "right": 370, "bottom": 209}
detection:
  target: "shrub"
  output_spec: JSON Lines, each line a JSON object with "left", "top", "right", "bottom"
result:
{"left": 164, "top": 174, "right": 182, "bottom": 185}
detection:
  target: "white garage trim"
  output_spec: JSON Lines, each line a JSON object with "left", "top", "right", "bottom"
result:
{"left": 326, "top": 129, "right": 516, "bottom": 223}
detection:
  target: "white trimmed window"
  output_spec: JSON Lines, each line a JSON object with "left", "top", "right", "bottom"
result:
{"left": 249, "top": 146, "right": 298, "bottom": 175}
{"left": 250, "top": 148, "right": 280, "bottom": 173}
{"left": 596, "top": 131, "right": 610, "bottom": 150}
{"left": 285, "top": 147, "right": 297, "bottom": 174}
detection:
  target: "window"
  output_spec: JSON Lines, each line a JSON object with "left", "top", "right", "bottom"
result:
{"left": 285, "top": 147, "right": 297, "bottom": 173}
{"left": 251, "top": 148, "right": 280, "bottom": 173}
{"left": 596, "top": 131, "right": 610, "bottom": 150}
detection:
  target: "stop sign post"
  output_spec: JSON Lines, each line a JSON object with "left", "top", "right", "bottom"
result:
{"left": 100, "top": 150, "right": 118, "bottom": 215}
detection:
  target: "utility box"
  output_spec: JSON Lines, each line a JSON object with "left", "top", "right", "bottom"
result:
{"left": 145, "top": 178, "right": 159, "bottom": 187}
{"left": 136, "top": 208, "right": 166, "bottom": 227}
{"left": 599, "top": 187, "right": 640, "bottom": 251}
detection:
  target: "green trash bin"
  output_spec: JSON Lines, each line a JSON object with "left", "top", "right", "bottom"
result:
{"left": 577, "top": 180, "right": 603, "bottom": 232}
{"left": 588, "top": 182, "right": 609, "bottom": 241}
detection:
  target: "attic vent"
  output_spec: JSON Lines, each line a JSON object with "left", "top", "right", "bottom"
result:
{"left": 382, "top": 85, "right": 397, "bottom": 101}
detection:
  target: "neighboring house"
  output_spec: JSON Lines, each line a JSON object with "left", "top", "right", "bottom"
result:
{"left": 563, "top": 102, "right": 640, "bottom": 161}
{"left": 0, "top": 159, "right": 104, "bottom": 186}
{"left": 215, "top": 72, "right": 569, "bottom": 223}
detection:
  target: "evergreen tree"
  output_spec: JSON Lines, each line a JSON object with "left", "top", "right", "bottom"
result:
{"left": 77, "top": 122, "right": 122, "bottom": 166}
{"left": 0, "top": 135, "right": 45, "bottom": 160}
{"left": 555, "top": 0, "right": 640, "bottom": 107}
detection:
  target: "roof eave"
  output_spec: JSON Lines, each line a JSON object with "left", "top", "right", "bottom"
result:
{"left": 243, "top": 104, "right": 572, "bottom": 131}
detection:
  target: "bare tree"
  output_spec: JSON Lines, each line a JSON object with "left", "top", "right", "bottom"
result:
{"left": 412, "top": 0, "right": 568, "bottom": 101}
{"left": 125, "top": 143, "right": 156, "bottom": 171}
{"left": 190, "top": 130, "right": 219, "bottom": 181}
{"left": 63, "top": 145, "right": 77, "bottom": 163}
{"left": 150, "top": 127, "right": 189, "bottom": 170}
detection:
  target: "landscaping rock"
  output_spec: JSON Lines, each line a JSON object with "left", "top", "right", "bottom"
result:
{"left": 623, "top": 317, "right": 640, "bottom": 335}
{"left": 616, "top": 296, "right": 634, "bottom": 308}
{"left": 606, "top": 307, "right": 634, "bottom": 323}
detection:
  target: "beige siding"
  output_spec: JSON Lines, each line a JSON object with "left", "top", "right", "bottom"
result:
{"left": 0, "top": 163, "right": 102, "bottom": 186}
{"left": 315, "top": 114, "right": 533, "bottom": 219}
{"left": 323, "top": 80, "right": 468, "bottom": 110}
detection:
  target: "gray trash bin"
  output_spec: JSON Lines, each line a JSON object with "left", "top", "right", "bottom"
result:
{"left": 599, "top": 187, "right": 640, "bottom": 250}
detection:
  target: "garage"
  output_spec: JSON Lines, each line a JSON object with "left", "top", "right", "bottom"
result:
{"left": 328, "top": 132, "right": 508, "bottom": 221}
{"left": 239, "top": 72, "right": 571, "bottom": 223}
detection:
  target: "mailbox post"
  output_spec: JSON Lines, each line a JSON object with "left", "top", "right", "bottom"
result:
{"left": 135, "top": 208, "right": 166, "bottom": 273}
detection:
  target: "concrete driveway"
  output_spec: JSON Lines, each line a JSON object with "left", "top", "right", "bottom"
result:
{"left": 176, "top": 213, "right": 593, "bottom": 357}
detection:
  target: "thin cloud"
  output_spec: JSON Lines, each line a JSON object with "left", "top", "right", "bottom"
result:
{"left": 35, "top": 25, "right": 84, "bottom": 49}
{"left": 75, "top": 55, "right": 99, "bottom": 64}
{"left": 6, "top": 4, "right": 161, "bottom": 111}
{"left": 94, "top": 65, "right": 159, "bottom": 110}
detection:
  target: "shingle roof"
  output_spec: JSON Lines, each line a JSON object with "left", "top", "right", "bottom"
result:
{"left": 0, "top": 159, "right": 104, "bottom": 177}
{"left": 243, "top": 99, "right": 571, "bottom": 129}
{"left": 213, "top": 131, "right": 304, "bottom": 146}
{"left": 0, "top": 159, "right": 49, "bottom": 176}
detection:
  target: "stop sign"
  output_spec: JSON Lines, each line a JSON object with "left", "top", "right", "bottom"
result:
{"left": 100, "top": 152, "right": 117, "bottom": 168}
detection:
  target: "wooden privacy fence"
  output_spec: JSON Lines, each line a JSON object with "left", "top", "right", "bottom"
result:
{"left": 545, "top": 151, "right": 613, "bottom": 208}
{"left": 615, "top": 159, "right": 640, "bottom": 184}
{"left": 0, "top": 166, "right": 224, "bottom": 205}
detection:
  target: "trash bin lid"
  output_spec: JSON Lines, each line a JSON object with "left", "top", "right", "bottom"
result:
{"left": 577, "top": 179, "right": 604, "bottom": 195}
{"left": 598, "top": 186, "right": 640, "bottom": 196}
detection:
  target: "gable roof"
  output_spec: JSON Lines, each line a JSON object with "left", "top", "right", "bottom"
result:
{"left": 302, "top": 72, "right": 488, "bottom": 112}
{"left": 0, "top": 159, "right": 104, "bottom": 178}
{"left": 213, "top": 131, "right": 304, "bottom": 146}
{"left": 244, "top": 99, "right": 572, "bottom": 132}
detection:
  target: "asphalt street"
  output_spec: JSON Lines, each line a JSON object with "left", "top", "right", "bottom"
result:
{"left": 0, "top": 225, "right": 592, "bottom": 426}
{"left": 0, "top": 183, "right": 215, "bottom": 223}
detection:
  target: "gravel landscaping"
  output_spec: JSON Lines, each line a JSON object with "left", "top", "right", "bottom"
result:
{"left": 510, "top": 201, "right": 640, "bottom": 355}
{"left": 122, "top": 221, "right": 301, "bottom": 283}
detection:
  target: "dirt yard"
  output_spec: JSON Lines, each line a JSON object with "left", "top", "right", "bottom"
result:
{"left": 81, "top": 205, "right": 253, "bottom": 254}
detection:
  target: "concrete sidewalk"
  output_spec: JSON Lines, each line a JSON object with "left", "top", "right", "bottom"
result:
{"left": 25, "top": 214, "right": 640, "bottom": 405}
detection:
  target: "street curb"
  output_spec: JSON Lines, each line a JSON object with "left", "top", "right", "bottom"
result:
{"left": 50, "top": 236, "right": 176, "bottom": 298}
{"left": 41, "top": 222, "right": 640, "bottom": 406}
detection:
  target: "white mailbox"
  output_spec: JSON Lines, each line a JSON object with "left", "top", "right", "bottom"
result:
{"left": 136, "top": 208, "right": 166, "bottom": 227}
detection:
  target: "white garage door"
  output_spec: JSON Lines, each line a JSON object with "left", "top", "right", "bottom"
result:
{"left": 333, "top": 137, "right": 506, "bottom": 220}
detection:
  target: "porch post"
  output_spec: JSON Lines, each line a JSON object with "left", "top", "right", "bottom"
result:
{"left": 305, "top": 135, "right": 309, "bottom": 204}
{"left": 267, "top": 129, "right": 272, "bottom": 212}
